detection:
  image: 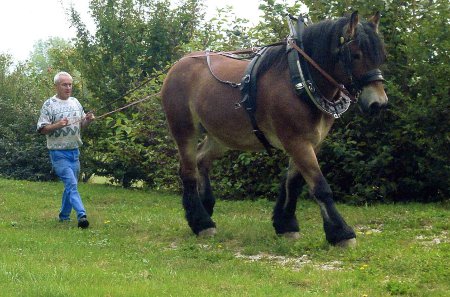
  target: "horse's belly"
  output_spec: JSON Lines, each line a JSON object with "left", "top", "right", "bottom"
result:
{"left": 194, "top": 95, "right": 266, "bottom": 151}
{"left": 199, "top": 114, "right": 265, "bottom": 151}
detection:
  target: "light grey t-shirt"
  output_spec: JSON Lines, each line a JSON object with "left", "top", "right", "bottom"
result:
{"left": 37, "top": 96, "right": 86, "bottom": 150}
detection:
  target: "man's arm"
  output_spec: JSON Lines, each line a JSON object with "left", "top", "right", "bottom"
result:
{"left": 39, "top": 118, "right": 69, "bottom": 135}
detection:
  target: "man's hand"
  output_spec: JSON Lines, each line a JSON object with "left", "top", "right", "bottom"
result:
{"left": 58, "top": 118, "right": 69, "bottom": 128}
{"left": 81, "top": 112, "right": 95, "bottom": 128}
{"left": 85, "top": 112, "right": 95, "bottom": 122}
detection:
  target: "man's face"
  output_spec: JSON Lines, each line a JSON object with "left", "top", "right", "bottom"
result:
{"left": 55, "top": 75, "right": 73, "bottom": 100}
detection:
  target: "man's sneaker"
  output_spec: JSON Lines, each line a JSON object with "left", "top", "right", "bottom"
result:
{"left": 78, "top": 216, "right": 89, "bottom": 229}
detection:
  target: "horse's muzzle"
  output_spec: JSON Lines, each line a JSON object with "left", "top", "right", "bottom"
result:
{"left": 359, "top": 83, "right": 388, "bottom": 114}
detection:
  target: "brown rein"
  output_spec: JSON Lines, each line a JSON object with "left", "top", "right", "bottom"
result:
{"left": 287, "top": 39, "right": 357, "bottom": 102}
{"left": 94, "top": 92, "right": 161, "bottom": 120}
{"left": 185, "top": 49, "right": 258, "bottom": 59}
{"left": 71, "top": 92, "right": 160, "bottom": 126}
{"left": 184, "top": 41, "right": 286, "bottom": 59}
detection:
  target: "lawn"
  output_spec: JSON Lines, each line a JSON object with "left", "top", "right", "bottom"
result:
{"left": 0, "top": 178, "right": 448, "bottom": 296}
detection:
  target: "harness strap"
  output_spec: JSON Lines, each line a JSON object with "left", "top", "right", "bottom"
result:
{"left": 239, "top": 47, "right": 273, "bottom": 155}
{"left": 206, "top": 51, "right": 241, "bottom": 88}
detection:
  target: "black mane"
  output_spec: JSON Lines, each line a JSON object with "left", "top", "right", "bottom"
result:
{"left": 256, "top": 15, "right": 386, "bottom": 78}
{"left": 255, "top": 44, "right": 287, "bottom": 76}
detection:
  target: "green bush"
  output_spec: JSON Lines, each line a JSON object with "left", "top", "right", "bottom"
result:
{"left": 0, "top": 120, "right": 53, "bottom": 181}
{"left": 82, "top": 88, "right": 179, "bottom": 191}
{"left": 211, "top": 151, "right": 287, "bottom": 200}
{"left": 0, "top": 56, "right": 54, "bottom": 181}
{"left": 1, "top": 1, "right": 448, "bottom": 204}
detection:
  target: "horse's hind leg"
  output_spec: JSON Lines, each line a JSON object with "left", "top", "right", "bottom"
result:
{"left": 288, "top": 142, "right": 356, "bottom": 246}
{"left": 197, "top": 136, "right": 227, "bottom": 216}
{"left": 273, "top": 158, "right": 303, "bottom": 238}
{"left": 165, "top": 115, "right": 216, "bottom": 236}
{"left": 180, "top": 138, "right": 217, "bottom": 235}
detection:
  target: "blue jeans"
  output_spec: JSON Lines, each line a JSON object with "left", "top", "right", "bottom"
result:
{"left": 49, "top": 149, "right": 86, "bottom": 221}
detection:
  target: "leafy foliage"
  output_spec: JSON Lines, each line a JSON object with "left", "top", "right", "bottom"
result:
{"left": 0, "top": 54, "right": 52, "bottom": 180}
{"left": 0, "top": 0, "right": 448, "bottom": 203}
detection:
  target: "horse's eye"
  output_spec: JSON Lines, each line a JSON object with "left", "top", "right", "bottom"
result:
{"left": 352, "top": 53, "right": 361, "bottom": 60}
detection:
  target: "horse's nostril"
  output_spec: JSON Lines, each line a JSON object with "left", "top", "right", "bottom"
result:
{"left": 369, "top": 102, "right": 381, "bottom": 115}
{"left": 371, "top": 102, "right": 380, "bottom": 109}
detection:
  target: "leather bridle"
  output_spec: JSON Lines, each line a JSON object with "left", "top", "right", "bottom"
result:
{"left": 337, "top": 38, "right": 385, "bottom": 99}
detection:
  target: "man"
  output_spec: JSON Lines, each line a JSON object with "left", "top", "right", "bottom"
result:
{"left": 37, "top": 71, "right": 95, "bottom": 228}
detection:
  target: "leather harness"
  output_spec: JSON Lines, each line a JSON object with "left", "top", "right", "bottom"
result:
{"left": 238, "top": 47, "right": 274, "bottom": 155}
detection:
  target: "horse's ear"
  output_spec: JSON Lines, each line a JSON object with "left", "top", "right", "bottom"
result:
{"left": 346, "top": 11, "right": 359, "bottom": 38}
{"left": 368, "top": 11, "right": 381, "bottom": 33}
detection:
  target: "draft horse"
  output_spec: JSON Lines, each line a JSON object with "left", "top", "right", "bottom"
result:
{"left": 161, "top": 11, "right": 387, "bottom": 247}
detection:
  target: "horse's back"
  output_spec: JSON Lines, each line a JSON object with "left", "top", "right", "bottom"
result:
{"left": 162, "top": 52, "right": 248, "bottom": 100}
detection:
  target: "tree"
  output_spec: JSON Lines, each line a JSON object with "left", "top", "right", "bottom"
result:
{"left": 0, "top": 54, "right": 51, "bottom": 180}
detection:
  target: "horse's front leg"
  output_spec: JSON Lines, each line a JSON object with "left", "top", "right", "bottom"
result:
{"left": 289, "top": 143, "right": 356, "bottom": 246}
{"left": 273, "top": 158, "right": 303, "bottom": 238}
{"left": 313, "top": 175, "right": 356, "bottom": 246}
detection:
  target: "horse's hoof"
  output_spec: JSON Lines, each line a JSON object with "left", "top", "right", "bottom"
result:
{"left": 282, "top": 232, "right": 300, "bottom": 239}
{"left": 198, "top": 227, "right": 216, "bottom": 237}
{"left": 335, "top": 238, "right": 357, "bottom": 248}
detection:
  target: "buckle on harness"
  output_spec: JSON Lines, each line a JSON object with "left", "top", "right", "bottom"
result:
{"left": 295, "top": 81, "right": 315, "bottom": 93}
{"left": 295, "top": 82, "right": 304, "bottom": 90}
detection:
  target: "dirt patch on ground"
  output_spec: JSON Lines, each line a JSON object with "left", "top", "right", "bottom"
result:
{"left": 234, "top": 252, "right": 344, "bottom": 271}
{"left": 355, "top": 224, "right": 383, "bottom": 235}
{"left": 416, "top": 230, "right": 448, "bottom": 246}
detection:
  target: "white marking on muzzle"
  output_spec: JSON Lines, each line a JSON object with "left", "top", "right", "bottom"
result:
{"left": 359, "top": 83, "right": 388, "bottom": 112}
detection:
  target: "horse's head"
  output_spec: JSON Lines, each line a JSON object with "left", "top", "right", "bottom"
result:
{"left": 335, "top": 11, "right": 388, "bottom": 114}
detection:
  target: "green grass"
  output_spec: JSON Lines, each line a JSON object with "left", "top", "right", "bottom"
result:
{"left": 0, "top": 178, "right": 448, "bottom": 296}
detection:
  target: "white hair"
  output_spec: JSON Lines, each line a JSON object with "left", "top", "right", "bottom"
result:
{"left": 53, "top": 71, "right": 73, "bottom": 84}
